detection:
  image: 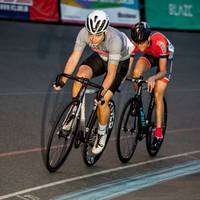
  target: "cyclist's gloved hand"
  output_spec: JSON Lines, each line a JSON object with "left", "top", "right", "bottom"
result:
{"left": 53, "top": 74, "right": 66, "bottom": 90}
{"left": 96, "top": 88, "right": 105, "bottom": 105}
{"left": 97, "top": 95, "right": 105, "bottom": 105}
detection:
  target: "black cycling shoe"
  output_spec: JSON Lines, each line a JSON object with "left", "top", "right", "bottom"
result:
{"left": 151, "top": 137, "right": 163, "bottom": 150}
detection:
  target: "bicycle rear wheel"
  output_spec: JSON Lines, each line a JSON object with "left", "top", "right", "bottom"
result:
{"left": 116, "top": 98, "right": 139, "bottom": 163}
{"left": 146, "top": 97, "right": 167, "bottom": 156}
{"left": 46, "top": 100, "right": 80, "bottom": 172}
{"left": 82, "top": 100, "right": 115, "bottom": 166}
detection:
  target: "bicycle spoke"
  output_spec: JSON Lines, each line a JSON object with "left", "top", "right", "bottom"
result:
{"left": 146, "top": 97, "right": 167, "bottom": 156}
{"left": 120, "top": 119, "right": 138, "bottom": 158}
{"left": 117, "top": 98, "right": 139, "bottom": 163}
{"left": 46, "top": 100, "right": 79, "bottom": 172}
{"left": 82, "top": 100, "right": 115, "bottom": 166}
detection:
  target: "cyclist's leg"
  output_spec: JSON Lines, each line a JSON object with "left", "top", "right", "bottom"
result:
{"left": 154, "top": 58, "right": 172, "bottom": 138}
{"left": 72, "top": 53, "right": 105, "bottom": 98}
{"left": 92, "top": 59, "right": 129, "bottom": 154}
{"left": 97, "top": 58, "right": 129, "bottom": 125}
{"left": 154, "top": 80, "right": 168, "bottom": 135}
{"left": 97, "top": 90, "right": 113, "bottom": 125}
{"left": 151, "top": 79, "right": 168, "bottom": 149}
{"left": 92, "top": 90, "right": 113, "bottom": 153}
{"left": 72, "top": 65, "right": 93, "bottom": 97}
{"left": 132, "top": 56, "right": 151, "bottom": 89}
{"left": 133, "top": 56, "right": 151, "bottom": 76}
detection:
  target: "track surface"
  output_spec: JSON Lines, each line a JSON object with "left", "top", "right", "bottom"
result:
{"left": 0, "top": 21, "right": 200, "bottom": 200}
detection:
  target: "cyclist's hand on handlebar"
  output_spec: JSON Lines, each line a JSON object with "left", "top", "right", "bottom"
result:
{"left": 147, "top": 76, "right": 156, "bottom": 92}
{"left": 95, "top": 95, "right": 105, "bottom": 105}
{"left": 95, "top": 88, "right": 105, "bottom": 105}
{"left": 53, "top": 83, "right": 62, "bottom": 91}
{"left": 53, "top": 75, "right": 67, "bottom": 91}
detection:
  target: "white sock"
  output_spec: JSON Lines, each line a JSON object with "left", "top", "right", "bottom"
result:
{"left": 98, "top": 123, "right": 107, "bottom": 135}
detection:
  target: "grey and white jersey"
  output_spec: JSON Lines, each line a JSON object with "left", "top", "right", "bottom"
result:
{"left": 74, "top": 26, "right": 134, "bottom": 65}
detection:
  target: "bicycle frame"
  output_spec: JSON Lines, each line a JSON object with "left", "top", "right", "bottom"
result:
{"left": 46, "top": 73, "right": 113, "bottom": 171}
{"left": 78, "top": 86, "right": 98, "bottom": 139}
{"left": 116, "top": 77, "right": 168, "bottom": 163}
{"left": 130, "top": 78, "right": 155, "bottom": 137}
{"left": 63, "top": 77, "right": 100, "bottom": 144}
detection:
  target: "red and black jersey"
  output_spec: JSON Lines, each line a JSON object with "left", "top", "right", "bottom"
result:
{"left": 131, "top": 32, "right": 173, "bottom": 58}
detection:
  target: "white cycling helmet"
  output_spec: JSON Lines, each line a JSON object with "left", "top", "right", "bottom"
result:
{"left": 85, "top": 10, "right": 110, "bottom": 35}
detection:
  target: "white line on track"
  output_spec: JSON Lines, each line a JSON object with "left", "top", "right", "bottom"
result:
{"left": 0, "top": 150, "right": 200, "bottom": 200}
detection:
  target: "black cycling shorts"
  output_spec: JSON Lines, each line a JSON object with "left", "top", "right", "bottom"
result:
{"left": 139, "top": 54, "right": 173, "bottom": 83}
{"left": 81, "top": 52, "right": 129, "bottom": 94}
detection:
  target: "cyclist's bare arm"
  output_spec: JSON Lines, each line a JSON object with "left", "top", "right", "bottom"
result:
{"left": 150, "top": 58, "right": 167, "bottom": 81}
{"left": 64, "top": 49, "right": 82, "bottom": 76}
{"left": 147, "top": 57, "right": 167, "bottom": 92}
{"left": 53, "top": 49, "right": 82, "bottom": 90}
{"left": 124, "top": 56, "right": 134, "bottom": 82}
{"left": 101, "top": 63, "right": 118, "bottom": 96}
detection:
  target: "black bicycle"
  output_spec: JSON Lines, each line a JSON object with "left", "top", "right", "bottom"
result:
{"left": 46, "top": 73, "right": 115, "bottom": 172}
{"left": 116, "top": 77, "right": 167, "bottom": 163}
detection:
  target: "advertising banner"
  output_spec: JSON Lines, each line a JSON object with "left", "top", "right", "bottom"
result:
{"left": 0, "top": 0, "right": 32, "bottom": 20}
{"left": 0, "top": 0, "right": 59, "bottom": 21}
{"left": 29, "top": 0, "right": 59, "bottom": 21}
{"left": 145, "top": 0, "right": 200, "bottom": 30}
{"left": 60, "top": 0, "right": 140, "bottom": 27}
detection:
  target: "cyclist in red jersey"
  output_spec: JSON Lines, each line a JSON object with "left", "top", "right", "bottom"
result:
{"left": 130, "top": 22, "right": 174, "bottom": 150}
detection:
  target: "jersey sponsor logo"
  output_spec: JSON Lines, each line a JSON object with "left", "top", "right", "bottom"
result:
{"left": 156, "top": 40, "right": 167, "bottom": 54}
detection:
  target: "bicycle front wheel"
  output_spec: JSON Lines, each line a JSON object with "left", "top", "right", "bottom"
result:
{"left": 46, "top": 100, "right": 80, "bottom": 172}
{"left": 82, "top": 100, "right": 115, "bottom": 166}
{"left": 116, "top": 98, "right": 139, "bottom": 163}
{"left": 146, "top": 97, "right": 167, "bottom": 156}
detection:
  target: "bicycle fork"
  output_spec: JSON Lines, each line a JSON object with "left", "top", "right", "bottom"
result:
{"left": 79, "top": 89, "right": 97, "bottom": 141}
{"left": 137, "top": 98, "right": 148, "bottom": 140}
{"left": 138, "top": 93, "right": 155, "bottom": 139}
{"left": 146, "top": 94, "right": 156, "bottom": 133}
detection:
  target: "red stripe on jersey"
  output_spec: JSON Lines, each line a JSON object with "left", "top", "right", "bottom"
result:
{"left": 92, "top": 48, "right": 109, "bottom": 56}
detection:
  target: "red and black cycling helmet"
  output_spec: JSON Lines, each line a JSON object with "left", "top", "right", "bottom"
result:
{"left": 131, "top": 22, "right": 151, "bottom": 43}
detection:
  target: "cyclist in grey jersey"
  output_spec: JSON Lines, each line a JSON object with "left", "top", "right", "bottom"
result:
{"left": 74, "top": 26, "right": 133, "bottom": 64}
{"left": 54, "top": 10, "right": 133, "bottom": 154}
